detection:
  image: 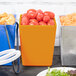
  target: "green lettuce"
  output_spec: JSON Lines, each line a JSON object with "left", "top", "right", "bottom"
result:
{"left": 46, "top": 67, "right": 70, "bottom": 76}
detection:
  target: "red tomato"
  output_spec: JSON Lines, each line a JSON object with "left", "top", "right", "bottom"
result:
{"left": 36, "top": 13, "right": 44, "bottom": 21}
{"left": 29, "top": 19, "right": 38, "bottom": 22}
{"left": 27, "top": 9, "right": 36, "bottom": 13}
{"left": 21, "top": 16, "right": 29, "bottom": 25}
{"left": 36, "top": 9, "right": 44, "bottom": 21}
{"left": 29, "top": 22, "right": 38, "bottom": 25}
{"left": 29, "top": 19, "right": 38, "bottom": 25}
{"left": 27, "top": 12, "right": 36, "bottom": 19}
{"left": 29, "top": 22, "right": 35, "bottom": 25}
{"left": 43, "top": 16, "right": 50, "bottom": 22}
{"left": 36, "top": 9, "right": 43, "bottom": 14}
{"left": 22, "top": 13, "right": 27, "bottom": 18}
{"left": 44, "top": 11, "right": 55, "bottom": 19}
{"left": 27, "top": 9, "right": 37, "bottom": 19}
{"left": 44, "top": 11, "right": 50, "bottom": 16}
{"left": 39, "top": 21, "right": 46, "bottom": 25}
{"left": 47, "top": 19, "right": 55, "bottom": 25}
{"left": 50, "top": 12, "right": 55, "bottom": 19}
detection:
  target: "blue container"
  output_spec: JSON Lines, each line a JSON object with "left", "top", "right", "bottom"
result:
{"left": 0, "top": 23, "right": 16, "bottom": 65}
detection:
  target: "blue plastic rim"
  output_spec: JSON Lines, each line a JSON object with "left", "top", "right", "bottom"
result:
{"left": 0, "top": 24, "right": 16, "bottom": 65}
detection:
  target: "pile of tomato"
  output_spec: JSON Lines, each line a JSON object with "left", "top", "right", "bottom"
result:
{"left": 21, "top": 9, "right": 55, "bottom": 25}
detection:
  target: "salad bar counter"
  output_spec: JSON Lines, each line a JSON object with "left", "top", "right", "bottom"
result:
{"left": 0, "top": 8, "right": 76, "bottom": 76}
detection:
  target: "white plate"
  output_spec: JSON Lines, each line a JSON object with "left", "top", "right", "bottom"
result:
{"left": 37, "top": 67, "right": 76, "bottom": 76}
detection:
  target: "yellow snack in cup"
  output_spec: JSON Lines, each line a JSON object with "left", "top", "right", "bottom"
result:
{"left": 0, "top": 13, "right": 15, "bottom": 25}
{"left": 6, "top": 14, "right": 15, "bottom": 25}
{"left": 60, "top": 13, "right": 76, "bottom": 26}
{"left": 0, "top": 17, "right": 7, "bottom": 25}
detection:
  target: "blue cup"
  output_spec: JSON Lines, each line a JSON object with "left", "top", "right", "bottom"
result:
{"left": 0, "top": 23, "right": 16, "bottom": 65}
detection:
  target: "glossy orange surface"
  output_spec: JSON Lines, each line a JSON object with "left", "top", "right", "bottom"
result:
{"left": 19, "top": 15, "right": 56, "bottom": 66}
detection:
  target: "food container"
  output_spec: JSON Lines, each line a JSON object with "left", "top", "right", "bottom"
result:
{"left": 60, "top": 16, "right": 76, "bottom": 66}
{"left": 0, "top": 24, "right": 16, "bottom": 65}
{"left": 0, "top": 15, "right": 16, "bottom": 65}
{"left": 19, "top": 15, "right": 56, "bottom": 66}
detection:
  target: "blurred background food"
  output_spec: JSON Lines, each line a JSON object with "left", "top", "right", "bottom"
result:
{"left": 60, "top": 13, "right": 76, "bottom": 26}
{"left": 0, "top": 12, "right": 15, "bottom": 25}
